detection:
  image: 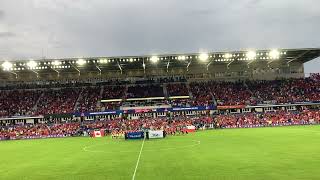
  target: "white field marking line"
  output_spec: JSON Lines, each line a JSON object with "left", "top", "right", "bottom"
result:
{"left": 132, "top": 136, "right": 146, "bottom": 180}
{"left": 82, "top": 139, "right": 200, "bottom": 153}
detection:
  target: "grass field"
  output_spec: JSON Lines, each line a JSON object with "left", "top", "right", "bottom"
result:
{"left": 1, "top": 125, "right": 320, "bottom": 180}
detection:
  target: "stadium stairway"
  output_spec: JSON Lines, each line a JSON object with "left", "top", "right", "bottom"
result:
{"left": 96, "top": 86, "right": 104, "bottom": 108}
{"left": 123, "top": 85, "right": 129, "bottom": 100}
{"left": 74, "top": 88, "right": 84, "bottom": 111}
{"left": 32, "top": 91, "right": 44, "bottom": 113}
{"left": 163, "top": 83, "right": 168, "bottom": 97}
{"left": 186, "top": 82, "right": 193, "bottom": 99}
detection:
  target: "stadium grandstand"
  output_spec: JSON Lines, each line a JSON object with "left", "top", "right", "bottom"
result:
{"left": 0, "top": 47, "right": 320, "bottom": 135}
{"left": 0, "top": 48, "right": 320, "bottom": 121}
{"left": 1, "top": 48, "right": 320, "bottom": 180}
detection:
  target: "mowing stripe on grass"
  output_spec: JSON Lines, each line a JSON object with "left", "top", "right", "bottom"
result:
{"left": 132, "top": 136, "right": 146, "bottom": 180}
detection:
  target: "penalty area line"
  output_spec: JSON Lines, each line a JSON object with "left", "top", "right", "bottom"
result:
{"left": 132, "top": 136, "right": 146, "bottom": 180}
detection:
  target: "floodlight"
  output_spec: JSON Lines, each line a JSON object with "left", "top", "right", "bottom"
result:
{"left": 2, "top": 61, "right": 13, "bottom": 71}
{"left": 129, "top": 58, "right": 133, "bottom": 62}
{"left": 269, "top": 49, "right": 280, "bottom": 59}
{"left": 77, "top": 59, "right": 86, "bottom": 65}
{"left": 199, "top": 53, "right": 209, "bottom": 61}
{"left": 27, "top": 60, "right": 37, "bottom": 69}
{"left": 178, "top": 56, "right": 186, "bottom": 60}
{"left": 150, "top": 56, "right": 159, "bottom": 63}
{"left": 52, "top": 60, "right": 61, "bottom": 66}
{"left": 225, "top": 53, "right": 232, "bottom": 58}
{"left": 100, "top": 59, "right": 108, "bottom": 64}
{"left": 246, "top": 51, "right": 256, "bottom": 60}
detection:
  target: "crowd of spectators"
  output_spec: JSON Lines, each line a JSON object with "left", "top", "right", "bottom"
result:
{"left": 247, "top": 77, "right": 320, "bottom": 104}
{"left": 35, "top": 88, "right": 81, "bottom": 115}
{"left": 0, "top": 116, "right": 213, "bottom": 140}
{"left": 1, "top": 108, "right": 319, "bottom": 140}
{"left": 189, "top": 82, "right": 215, "bottom": 106}
{"left": 127, "top": 84, "right": 164, "bottom": 98}
{"left": 0, "top": 75, "right": 319, "bottom": 117}
{"left": 100, "top": 86, "right": 126, "bottom": 110}
{"left": 190, "top": 81, "right": 253, "bottom": 106}
{"left": 0, "top": 122, "right": 81, "bottom": 140}
{"left": 215, "top": 110, "right": 320, "bottom": 128}
{"left": 102, "top": 86, "right": 126, "bottom": 99}
{"left": 0, "top": 90, "right": 42, "bottom": 117}
{"left": 167, "top": 83, "right": 189, "bottom": 96}
{"left": 76, "top": 86, "right": 101, "bottom": 112}
{"left": 189, "top": 75, "right": 320, "bottom": 106}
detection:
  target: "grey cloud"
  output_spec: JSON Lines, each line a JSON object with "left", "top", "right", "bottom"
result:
{"left": 0, "top": 10, "right": 4, "bottom": 19}
{"left": 0, "top": 0, "right": 319, "bottom": 72}
{"left": 0, "top": 32, "right": 15, "bottom": 38}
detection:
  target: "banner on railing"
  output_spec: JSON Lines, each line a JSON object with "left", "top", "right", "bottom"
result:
{"left": 217, "top": 105, "right": 246, "bottom": 109}
{"left": 125, "top": 131, "right": 144, "bottom": 140}
{"left": 147, "top": 130, "right": 164, "bottom": 139}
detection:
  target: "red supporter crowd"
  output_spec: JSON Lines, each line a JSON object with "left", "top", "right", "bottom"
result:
{"left": 0, "top": 74, "right": 319, "bottom": 117}
{"left": 215, "top": 110, "right": 320, "bottom": 128}
{"left": 167, "top": 83, "right": 189, "bottom": 96}
{"left": 0, "top": 116, "right": 213, "bottom": 140}
{"left": 1, "top": 109, "right": 319, "bottom": 140}
{"left": 35, "top": 88, "right": 81, "bottom": 115}
{"left": 101, "top": 86, "right": 126, "bottom": 110}
{"left": 0, "top": 90, "right": 42, "bottom": 117}
{"left": 76, "top": 86, "right": 101, "bottom": 112}
{"left": 0, "top": 122, "right": 80, "bottom": 140}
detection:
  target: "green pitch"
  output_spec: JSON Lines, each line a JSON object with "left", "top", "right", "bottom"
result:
{"left": 1, "top": 125, "right": 320, "bottom": 180}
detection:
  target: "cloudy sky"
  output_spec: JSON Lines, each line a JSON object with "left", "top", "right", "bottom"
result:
{"left": 0, "top": 0, "right": 319, "bottom": 73}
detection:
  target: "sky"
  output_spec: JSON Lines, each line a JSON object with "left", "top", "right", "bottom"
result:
{"left": 0, "top": 0, "right": 319, "bottom": 74}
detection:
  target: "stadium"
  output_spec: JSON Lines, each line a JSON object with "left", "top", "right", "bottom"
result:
{"left": 1, "top": 47, "right": 320, "bottom": 180}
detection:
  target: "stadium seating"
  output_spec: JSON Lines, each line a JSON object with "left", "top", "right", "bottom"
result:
{"left": 215, "top": 110, "right": 320, "bottom": 128}
{"left": 127, "top": 84, "right": 164, "bottom": 98}
{"left": 0, "top": 76, "right": 320, "bottom": 117}
{"left": 76, "top": 86, "right": 101, "bottom": 112}
{"left": 1, "top": 109, "right": 319, "bottom": 140}
{"left": 0, "top": 116, "right": 213, "bottom": 140}
{"left": 35, "top": 88, "right": 81, "bottom": 115}
{"left": 102, "top": 86, "right": 126, "bottom": 99}
{"left": 189, "top": 82, "right": 215, "bottom": 106}
{"left": 0, "top": 122, "right": 80, "bottom": 139}
{"left": 0, "top": 90, "right": 42, "bottom": 117}
{"left": 166, "top": 83, "right": 189, "bottom": 96}
{"left": 100, "top": 86, "right": 126, "bottom": 110}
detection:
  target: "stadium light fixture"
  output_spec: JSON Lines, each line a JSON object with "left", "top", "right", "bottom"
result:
{"left": 99, "top": 59, "right": 108, "bottom": 64}
{"left": 269, "top": 49, "right": 280, "bottom": 59}
{"left": 224, "top": 53, "right": 232, "bottom": 59}
{"left": 150, "top": 56, "right": 159, "bottom": 63}
{"left": 27, "top": 60, "right": 37, "bottom": 69}
{"left": 2, "top": 61, "right": 13, "bottom": 71}
{"left": 246, "top": 51, "right": 256, "bottom": 60}
{"left": 77, "top": 58, "right": 86, "bottom": 66}
{"left": 199, "top": 53, "right": 209, "bottom": 62}
{"left": 178, "top": 56, "right": 186, "bottom": 61}
{"left": 52, "top": 60, "right": 61, "bottom": 66}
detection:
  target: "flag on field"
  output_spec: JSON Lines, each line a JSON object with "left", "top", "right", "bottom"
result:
{"left": 185, "top": 125, "right": 196, "bottom": 133}
{"left": 93, "top": 130, "right": 104, "bottom": 137}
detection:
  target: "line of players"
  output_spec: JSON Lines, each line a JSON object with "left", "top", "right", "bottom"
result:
{"left": 109, "top": 127, "right": 189, "bottom": 139}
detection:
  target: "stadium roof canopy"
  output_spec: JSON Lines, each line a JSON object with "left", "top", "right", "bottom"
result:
{"left": 0, "top": 48, "right": 320, "bottom": 79}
